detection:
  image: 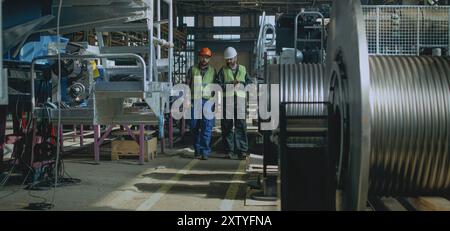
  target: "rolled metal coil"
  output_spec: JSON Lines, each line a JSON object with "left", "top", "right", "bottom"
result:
{"left": 369, "top": 56, "right": 450, "bottom": 196}
{"left": 271, "top": 57, "right": 450, "bottom": 197}
{"left": 268, "top": 63, "right": 327, "bottom": 117}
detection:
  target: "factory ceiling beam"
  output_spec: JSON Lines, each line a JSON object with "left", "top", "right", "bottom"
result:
{"left": 195, "top": 40, "right": 255, "bottom": 52}
{"left": 176, "top": 0, "right": 333, "bottom": 15}
{"left": 176, "top": 0, "right": 330, "bottom": 3}
{"left": 186, "top": 27, "right": 257, "bottom": 34}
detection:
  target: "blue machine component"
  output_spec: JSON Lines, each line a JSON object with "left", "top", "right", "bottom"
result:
{"left": 19, "top": 36, "right": 69, "bottom": 64}
{"left": 17, "top": 35, "right": 71, "bottom": 105}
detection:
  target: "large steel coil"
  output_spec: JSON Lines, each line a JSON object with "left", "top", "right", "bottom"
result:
{"left": 276, "top": 56, "right": 450, "bottom": 197}
{"left": 268, "top": 63, "right": 327, "bottom": 116}
{"left": 279, "top": 56, "right": 450, "bottom": 206}
{"left": 369, "top": 55, "right": 450, "bottom": 196}
{"left": 273, "top": 0, "right": 450, "bottom": 210}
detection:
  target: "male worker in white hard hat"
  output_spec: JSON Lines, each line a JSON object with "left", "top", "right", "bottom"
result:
{"left": 217, "top": 47, "right": 252, "bottom": 160}
{"left": 185, "top": 48, "right": 217, "bottom": 160}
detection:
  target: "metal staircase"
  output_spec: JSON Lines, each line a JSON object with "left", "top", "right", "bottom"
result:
{"left": 92, "top": 0, "right": 174, "bottom": 124}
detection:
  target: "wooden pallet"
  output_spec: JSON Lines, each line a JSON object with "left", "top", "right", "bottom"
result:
{"left": 112, "top": 130, "right": 156, "bottom": 136}
{"left": 111, "top": 138, "right": 157, "bottom": 161}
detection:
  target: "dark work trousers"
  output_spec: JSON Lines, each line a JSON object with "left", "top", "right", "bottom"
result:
{"left": 221, "top": 96, "right": 248, "bottom": 156}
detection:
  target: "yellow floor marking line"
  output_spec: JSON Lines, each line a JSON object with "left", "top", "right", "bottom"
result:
{"left": 219, "top": 160, "right": 246, "bottom": 211}
{"left": 136, "top": 159, "right": 199, "bottom": 211}
{"left": 91, "top": 167, "right": 161, "bottom": 210}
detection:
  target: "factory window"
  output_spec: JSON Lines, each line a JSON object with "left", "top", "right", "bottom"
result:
{"left": 184, "top": 17, "right": 195, "bottom": 27}
{"left": 178, "top": 16, "right": 195, "bottom": 27}
{"left": 259, "top": 15, "right": 275, "bottom": 26}
{"left": 186, "top": 51, "right": 195, "bottom": 70}
{"left": 213, "top": 16, "right": 240, "bottom": 27}
{"left": 185, "top": 34, "right": 195, "bottom": 71}
{"left": 187, "top": 34, "right": 195, "bottom": 50}
{"left": 213, "top": 34, "right": 241, "bottom": 40}
{"left": 187, "top": 41, "right": 194, "bottom": 50}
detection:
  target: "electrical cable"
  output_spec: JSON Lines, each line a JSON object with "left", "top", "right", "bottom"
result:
{"left": 1, "top": 104, "right": 34, "bottom": 188}
{"left": 0, "top": 44, "right": 77, "bottom": 207}
{"left": 50, "top": 0, "right": 63, "bottom": 208}
{"left": 0, "top": 113, "right": 35, "bottom": 199}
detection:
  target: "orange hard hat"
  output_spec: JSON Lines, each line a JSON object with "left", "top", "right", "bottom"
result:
{"left": 198, "top": 47, "right": 212, "bottom": 57}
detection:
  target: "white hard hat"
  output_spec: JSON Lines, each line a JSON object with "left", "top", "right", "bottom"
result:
{"left": 224, "top": 47, "right": 237, "bottom": 59}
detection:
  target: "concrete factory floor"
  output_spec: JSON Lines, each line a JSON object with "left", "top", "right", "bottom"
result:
{"left": 0, "top": 138, "right": 278, "bottom": 211}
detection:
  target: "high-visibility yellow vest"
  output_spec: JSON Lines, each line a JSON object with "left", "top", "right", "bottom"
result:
{"left": 223, "top": 65, "right": 247, "bottom": 98}
{"left": 192, "top": 65, "right": 215, "bottom": 99}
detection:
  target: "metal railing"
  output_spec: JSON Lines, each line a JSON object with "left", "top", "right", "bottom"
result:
{"left": 362, "top": 5, "right": 450, "bottom": 55}
{"left": 254, "top": 11, "right": 276, "bottom": 77}
{"left": 30, "top": 53, "right": 147, "bottom": 113}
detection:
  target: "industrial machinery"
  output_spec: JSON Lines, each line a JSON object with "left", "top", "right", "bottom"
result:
{"left": 256, "top": 7, "right": 330, "bottom": 204}
{"left": 294, "top": 11, "right": 326, "bottom": 63}
{"left": 0, "top": 0, "right": 175, "bottom": 187}
{"left": 268, "top": 63, "right": 331, "bottom": 210}
{"left": 276, "top": 5, "right": 330, "bottom": 64}
{"left": 271, "top": 0, "right": 450, "bottom": 211}
{"left": 254, "top": 11, "right": 276, "bottom": 80}
{"left": 327, "top": 0, "right": 449, "bottom": 210}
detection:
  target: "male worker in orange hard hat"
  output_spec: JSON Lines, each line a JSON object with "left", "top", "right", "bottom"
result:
{"left": 186, "top": 47, "right": 217, "bottom": 160}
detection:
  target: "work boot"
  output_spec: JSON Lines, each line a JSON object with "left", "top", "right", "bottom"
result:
{"left": 228, "top": 152, "right": 239, "bottom": 160}
{"left": 201, "top": 155, "right": 209, "bottom": 160}
{"left": 194, "top": 153, "right": 201, "bottom": 159}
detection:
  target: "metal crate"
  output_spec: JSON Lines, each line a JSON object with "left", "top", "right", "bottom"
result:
{"left": 362, "top": 5, "right": 450, "bottom": 55}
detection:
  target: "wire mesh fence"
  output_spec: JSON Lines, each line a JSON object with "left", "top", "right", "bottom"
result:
{"left": 362, "top": 5, "right": 450, "bottom": 56}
